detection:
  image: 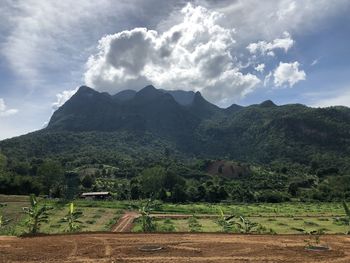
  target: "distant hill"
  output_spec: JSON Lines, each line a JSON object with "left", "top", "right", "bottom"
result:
{"left": 1, "top": 85, "right": 350, "bottom": 170}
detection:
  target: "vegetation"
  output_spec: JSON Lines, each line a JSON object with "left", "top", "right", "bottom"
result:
{"left": 217, "top": 208, "right": 234, "bottom": 232}
{"left": 139, "top": 200, "right": 156, "bottom": 232}
{"left": 0, "top": 204, "right": 12, "bottom": 230}
{"left": 304, "top": 229, "right": 326, "bottom": 249}
{"left": 1, "top": 195, "right": 350, "bottom": 235}
{"left": 59, "top": 203, "right": 83, "bottom": 232}
{"left": 188, "top": 216, "right": 202, "bottom": 232}
{"left": 234, "top": 216, "right": 261, "bottom": 234}
{"left": 0, "top": 87, "right": 350, "bottom": 205}
{"left": 23, "top": 195, "right": 52, "bottom": 234}
{"left": 0, "top": 84, "right": 350, "bottom": 232}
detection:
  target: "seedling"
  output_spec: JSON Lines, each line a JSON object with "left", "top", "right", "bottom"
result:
{"left": 304, "top": 229, "right": 329, "bottom": 251}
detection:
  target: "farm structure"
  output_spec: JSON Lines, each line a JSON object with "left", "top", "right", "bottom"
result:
{"left": 81, "top": 192, "right": 111, "bottom": 200}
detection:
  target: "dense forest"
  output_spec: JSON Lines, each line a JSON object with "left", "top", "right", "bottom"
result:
{"left": 1, "top": 85, "right": 350, "bottom": 202}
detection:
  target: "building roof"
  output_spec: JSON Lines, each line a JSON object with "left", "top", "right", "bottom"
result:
{"left": 81, "top": 192, "right": 110, "bottom": 196}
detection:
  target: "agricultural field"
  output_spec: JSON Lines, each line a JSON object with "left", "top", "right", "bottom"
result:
{"left": 1, "top": 195, "right": 349, "bottom": 235}
{"left": 0, "top": 195, "right": 121, "bottom": 235}
{"left": 132, "top": 216, "right": 349, "bottom": 234}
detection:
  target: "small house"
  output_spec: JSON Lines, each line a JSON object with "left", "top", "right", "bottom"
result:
{"left": 81, "top": 192, "right": 111, "bottom": 200}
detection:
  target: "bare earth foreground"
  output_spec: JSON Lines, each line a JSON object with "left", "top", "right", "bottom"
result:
{"left": 1, "top": 234, "right": 350, "bottom": 263}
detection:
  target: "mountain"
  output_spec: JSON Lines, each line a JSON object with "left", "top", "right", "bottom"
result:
{"left": 113, "top": 87, "right": 196, "bottom": 105}
{"left": 1, "top": 85, "right": 350, "bottom": 170}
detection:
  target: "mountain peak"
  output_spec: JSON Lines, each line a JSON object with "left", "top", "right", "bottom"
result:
{"left": 260, "top": 100, "right": 277, "bottom": 107}
{"left": 225, "top": 103, "right": 243, "bottom": 113}
{"left": 134, "top": 85, "right": 164, "bottom": 102}
{"left": 77, "top": 85, "right": 96, "bottom": 94}
{"left": 113, "top": 90, "right": 136, "bottom": 101}
{"left": 159, "top": 89, "right": 195, "bottom": 106}
{"left": 141, "top": 85, "right": 157, "bottom": 92}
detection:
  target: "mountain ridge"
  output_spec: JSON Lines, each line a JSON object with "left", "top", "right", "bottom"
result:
{"left": 1, "top": 85, "right": 350, "bottom": 169}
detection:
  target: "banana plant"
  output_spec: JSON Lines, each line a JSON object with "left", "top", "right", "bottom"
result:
{"left": 60, "top": 202, "right": 83, "bottom": 232}
{"left": 343, "top": 201, "right": 350, "bottom": 234}
{"left": 23, "top": 194, "right": 52, "bottom": 234}
{"left": 139, "top": 200, "right": 156, "bottom": 232}
{"left": 234, "top": 216, "right": 260, "bottom": 233}
{"left": 217, "top": 208, "right": 234, "bottom": 233}
{"left": 0, "top": 215, "right": 11, "bottom": 228}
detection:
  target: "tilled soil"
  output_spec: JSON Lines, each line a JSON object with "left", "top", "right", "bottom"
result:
{"left": 1, "top": 233, "right": 350, "bottom": 263}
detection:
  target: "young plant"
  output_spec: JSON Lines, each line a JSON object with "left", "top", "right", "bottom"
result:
{"left": 23, "top": 194, "right": 52, "bottom": 234}
{"left": 234, "top": 216, "right": 260, "bottom": 234}
{"left": 342, "top": 201, "right": 350, "bottom": 223}
{"left": 139, "top": 200, "right": 156, "bottom": 232}
{"left": 333, "top": 201, "right": 350, "bottom": 232}
{"left": 343, "top": 201, "right": 350, "bottom": 234}
{"left": 159, "top": 218, "right": 176, "bottom": 232}
{"left": 188, "top": 215, "right": 202, "bottom": 232}
{"left": 304, "top": 229, "right": 326, "bottom": 249}
{"left": 0, "top": 213, "right": 11, "bottom": 228}
{"left": 217, "top": 208, "right": 234, "bottom": 233}
{"left": 60, "top": 202, "right": 83, "bottom": 232}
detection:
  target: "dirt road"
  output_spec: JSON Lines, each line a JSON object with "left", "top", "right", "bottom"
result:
{"left": 1, "top": 233, "right": 350, "bottom": 262}
{"left": 112, "top": 211, "right": 139, "bottom": 232}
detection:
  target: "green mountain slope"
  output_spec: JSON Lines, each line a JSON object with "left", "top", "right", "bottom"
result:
{"left": 1, "top": 85, "right": 350, "bottom": 171}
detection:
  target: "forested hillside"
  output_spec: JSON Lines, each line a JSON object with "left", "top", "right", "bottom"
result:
{"left": 1, "top": 85, "right": 350, "bottom": 202}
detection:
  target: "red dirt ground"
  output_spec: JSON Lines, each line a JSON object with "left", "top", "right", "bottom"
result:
{"left": 1, "top": 233, "right": 350, "bottom": 262}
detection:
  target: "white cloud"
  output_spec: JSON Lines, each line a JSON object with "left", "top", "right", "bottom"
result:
{"left": 52, "top": 88, "right": 79, "bottom": 110}
{"left": 273, "top": 61, "right": 306, "bottom": 87}
{"left": 255, "top": 63, "right": 265, "bottom": 73}
{"left": 84, "top": 3, "right": 260, "bottom": 103}
{"left": 1, "top": 0, "right": 176, "bottom": 88}
{"left": 0, "top": 98, "right": 18, "bottom": 117}
{"left": 247, "top": 32, "right": 294, "bottom": 56}
{"left": 311, "top": 59, "right": 319, "bottom": 66}
{"left": 263, "top": 71, "right": 272, "bottom": 87}
{"left": 311, "top": 90, "right": 350, "bottom": 107}
{"left": 277, "top": 1, "right": 296, "bottom": 20}
{"left": 213, "top": 0, "right": 349, "bottom": 43}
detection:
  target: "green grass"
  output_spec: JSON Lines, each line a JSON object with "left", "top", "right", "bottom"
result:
{"left": 131, "top": 216, "right": 348, "bottom": 234}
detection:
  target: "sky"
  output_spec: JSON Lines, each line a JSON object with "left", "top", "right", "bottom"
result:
{"left": 1, "top": 0, "right": 350, "bottom": 140}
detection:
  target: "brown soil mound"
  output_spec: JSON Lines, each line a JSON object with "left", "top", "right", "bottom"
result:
{"left": 1, "top": 233, "right": 350, "bottom": 262}
{"left": 207, "top": 160, "right": 251, "bottom": 178}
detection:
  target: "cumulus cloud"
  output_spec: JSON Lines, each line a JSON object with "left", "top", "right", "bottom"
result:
{"left": 52, "top": 88, "right": 79, "bottom": 110}
{"left": 0, "top": 99, "right": 18, "bottom": 117}
{"left": 247, "top": 32, "right": 294, "bottom": 56}
{"left": 255, "top": 64, "right": 265, "bottom": 73}
{"left": 84, "top": 3, "right": 260, "bottom": 103}
{"left": 273, "top": 61, "right": 306, "bottom": 87}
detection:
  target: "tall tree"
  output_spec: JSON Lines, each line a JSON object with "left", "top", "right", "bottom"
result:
{"left": 37, "top": 160, "right": 64, "bottom": 196}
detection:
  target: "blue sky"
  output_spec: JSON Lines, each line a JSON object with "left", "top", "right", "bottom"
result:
{"left": 1, "top": 0, "right": 350, "bottom": 139}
